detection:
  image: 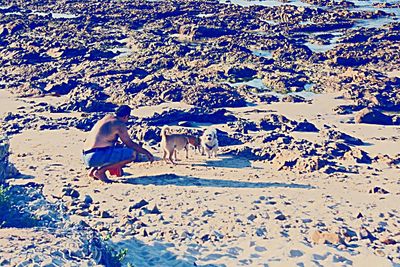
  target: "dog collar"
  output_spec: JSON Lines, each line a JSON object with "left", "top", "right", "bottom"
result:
{"left": 205, "top": 143, "right": 216, "bottom": 150}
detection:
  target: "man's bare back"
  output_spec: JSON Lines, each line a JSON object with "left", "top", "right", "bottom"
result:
{"left": 83, "top": 114, "right": 122, "bottom": 151}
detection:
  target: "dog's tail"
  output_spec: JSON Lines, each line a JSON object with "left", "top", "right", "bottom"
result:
{"left": 161, "top": 126, "right": 170, "bottom": 139}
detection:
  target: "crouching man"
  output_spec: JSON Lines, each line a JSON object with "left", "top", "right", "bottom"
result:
{"left": 82, "top": 105, "right": 154, "bottom": 183}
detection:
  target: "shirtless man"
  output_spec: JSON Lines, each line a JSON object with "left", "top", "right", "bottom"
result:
{"left": 82, "top": 105, "right": 154, "bottom": 182}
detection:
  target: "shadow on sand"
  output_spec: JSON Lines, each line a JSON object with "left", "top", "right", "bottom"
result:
{"left": 122, "top": 174, "right": 314, "bottom": 189}
{"left": 192, "top": 155, "right": 251, "bottom": 169}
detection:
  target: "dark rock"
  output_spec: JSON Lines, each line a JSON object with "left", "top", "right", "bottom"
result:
{"left": 321, "top": 128, "right": 363, "bottom": 145}
{"left": 369, "top": 187, "right": 389, "bottom": 194}
{"left": 179, "top": 25, "right": 236, "bottom": 41}
{"left": 259, "top": 114, "right": 292, "bottom": 131}
{"left": 101, "top": 211, "right": 113, "bottom": 218}
{"left": 129, "top": 199, "right": 149, "bottom": 210}
{"left": 216, "top": 129, "right": 245, "bottom": 146}
{"left": 227, "top": 119, "right": 258, "bottom": 134}
{"left": 140, "top": 108, "right": 237, "bottom": 126}
{"left": 45, "top": 80, "right": 78, "bottom": 95}
{"left": 344, "top": 148, "right": 372, "bottom": 164}
{"left": 182, "top": 84, "right": 246, "bottom": 108}
{"left": 61, "top": 47, "right": 88, "bottom": 58}
{"left": 131, "top": 126, "right": 162, "bottom": 143}
{"left": 226, "top": 66, "right": 257, "bottom": 81}
{"left": 54, "top": 85, "right": 115, "bottom": 113}
{"left": 263, "top": 132, "right": 293, "bottom": 144}
{"left": 333, "top": 56, "right": 370, "bottom": 67}
{"left": 293, "top": 120, "right": 319, "bottom": 132}
{"left": 149, "top": 205, "right": 161, "bottom": 215}
{"left": 87, "top": 49, "right": 117, "bottom": 60}
{"left": 83, "top": 195, "right": 93, "bottom": 205}
{"left": 355, "top": 108, "right": 395, "bottom": 125}
{"left": 21, "top": 52, "right": 53, "bottom": 64}
{"left": 62, "top": 188, "right": 80, "bottom": 199}
{"left": 224, "top": 146, "right": 273, "bottom": 161}
{"left": 281, "top": 95, "right": 307, "bottom": 103}
{"left": 275, "top": 214, "right": 287, "bottom": 221}
{"left": 201, "top": 234, "right": 210, "bottom": 242}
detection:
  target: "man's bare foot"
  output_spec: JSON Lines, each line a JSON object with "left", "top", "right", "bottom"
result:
{"left": 88, "top": 167, "right": 97, "bottom": 178}
{"left": 93, "top": 170, "right": 113, "bottom": 183}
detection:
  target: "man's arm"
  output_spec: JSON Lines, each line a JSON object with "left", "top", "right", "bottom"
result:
{"left": 117, "top": 124, "right": 154, "bottom": 161}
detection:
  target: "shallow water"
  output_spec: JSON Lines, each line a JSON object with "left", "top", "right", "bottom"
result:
{"left": 108, "top": 47, "right": 133, "bottom": 59}
{"left": 354, "top": 16, "right": 397, "bottom": 28}
{"left": 230, "top": 78, "right": 269, "bottom": 90}
{"left": 0, "top": 6, "right": 78, "bottom": 19}
{"left": 230, "top": 79, "right": 316, "bottom": 99}
{"left": 252, "top": 49, "right": 273, "bottom": 58}
{"left": 219, "top": 0, "right": 313, "bottom": 7}
{"left": 197, "top": 13, "right": 214, "bottom": 18}
{"left": 304, "top": 32, "right": 342, "bottom": 52}
{"left": 305, "top": 41, "right": 337, "bottom": 53}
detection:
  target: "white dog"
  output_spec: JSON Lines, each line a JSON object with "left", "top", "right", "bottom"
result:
{"left": 201, "top": 128, "right": 218, "bottom": 158}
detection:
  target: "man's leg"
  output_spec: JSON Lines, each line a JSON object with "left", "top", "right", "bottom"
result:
{"left": 93, "top": 159, "right": 133, "bottom": 182}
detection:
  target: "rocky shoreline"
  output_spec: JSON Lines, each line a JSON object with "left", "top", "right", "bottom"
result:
{"left": 0, "top": 0, "right": 399, "bottom": 111}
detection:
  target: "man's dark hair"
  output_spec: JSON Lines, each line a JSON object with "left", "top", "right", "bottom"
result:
{"left": 115, "top": 105, "right": 131, "bottom": 117}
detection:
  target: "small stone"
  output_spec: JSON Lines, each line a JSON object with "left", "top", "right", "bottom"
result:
{"left": 369, "top": 186, "right": 389, "bottom": 194}
{"left": 275, "top": 214, "right": 287, "bottom": 221}
{"left": 201, "top": 234, "right": 210, "bottom": 242}
{"left": 380, "top": 238, "right": 397, "bottom": 245}
{"left": 140, "top": 228, "right": 148, "bottom": 237}
{"left": 358, "top": 227, "right": 377, "bottom": 242}
{"left": 79, "top": 220, "right": 90, "bottom": 228}
{"left": 202, "top": 209, "right": 215, "bottom": 217}
{"left": 76, "top": 210, "right": 89, "bottom": 217}
{"left": 150, "top": 205, "right": 161, "bottom": 215}
{"left": 62, "top": 188, "right": 80, "bottom": 198}
{"left": 255, "top": 227, "right": 267, "bottom": 238}
{"left": 83, "top": 195, "right": 93, "bottom": 205}
{"left": 375, "top": 250, "right": 385, "bottom": 257}
{"left": 101, "top": 211, "right": 112, "bottom": 218}
{"left": 129, "top": 199, "right": 149, "bottom": 211}
{"left": 289, "top": 249, "right": 304, "bottom": 258}
{"left": 213, "top": 230, "right": 224, "bottom": 240}
{"left": 247, "top": 214, "right": 257, "bottom": 221}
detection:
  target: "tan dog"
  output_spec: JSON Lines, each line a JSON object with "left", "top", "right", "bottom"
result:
{"left": 161, "top": 126, "right": 190, "bottom": 164}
